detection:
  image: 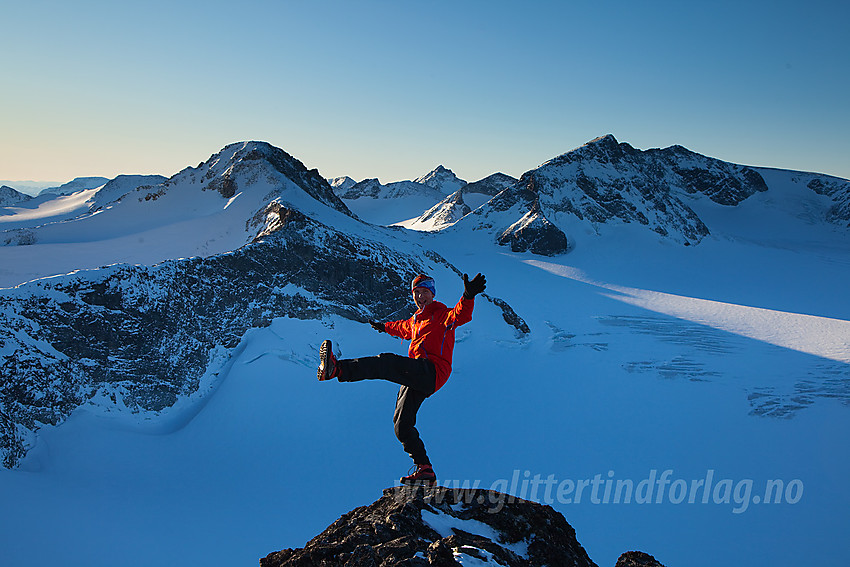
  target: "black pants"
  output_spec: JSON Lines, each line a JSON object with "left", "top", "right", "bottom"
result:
{"left": 337, "top": 353, "right": 437, "bottom": 465}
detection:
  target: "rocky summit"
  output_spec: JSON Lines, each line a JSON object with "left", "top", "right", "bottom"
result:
{"left": 261, "top": 486, "right": 663, "bottom": 567}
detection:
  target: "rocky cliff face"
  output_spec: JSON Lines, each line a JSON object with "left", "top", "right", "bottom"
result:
{"left": 797, "top": 172, "right": 850, "bottom": 227}
{"left": 261, "top": 486, "right": 664, "bottom": 567}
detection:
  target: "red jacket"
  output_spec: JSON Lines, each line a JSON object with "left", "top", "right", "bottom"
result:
{"left": 384, "top": 297, "right": 474, "bottom": 392}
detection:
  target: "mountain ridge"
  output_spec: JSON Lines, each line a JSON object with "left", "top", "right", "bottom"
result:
{"left": 0, "top": 140, "right": 529, "bottom": 468}
{"left": 449, "top": 134, "right": 842, "bottom": 255}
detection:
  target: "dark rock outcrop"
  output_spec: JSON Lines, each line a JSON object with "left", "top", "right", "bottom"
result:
{"left": 261, "top": 486, "right": 599, "bottom": 567}
{"left": 470, "top": 176, "right": 571, "bottom": 256}
{"left": 615, "top": 550, "right": 666, "bottom": 567}
{"left": 805, "top": 174, "right": 850, "bottom": 227}
{"left": 497, "top": 207, "right": 571, "bottom": 256}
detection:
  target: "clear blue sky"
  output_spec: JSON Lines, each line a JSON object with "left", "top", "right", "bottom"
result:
{"left": 2, "top": 0, "right": 848, "bottom": 185}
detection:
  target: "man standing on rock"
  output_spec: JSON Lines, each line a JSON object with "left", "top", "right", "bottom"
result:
{"left": 317, "top": 272, "right": 486, "bottom": 485}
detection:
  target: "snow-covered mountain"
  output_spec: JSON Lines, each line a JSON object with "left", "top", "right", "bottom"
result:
{"left": 448, "top": 135, "right": 849, "bottom": 256}
{"left": 89, "top": 174, "right": 168, "bottom": 210}
{"left": 0, "top": 142, "right": 356, "bottom": 286}
{"left": 335, "top": 177, "right": 448, "bottom": 226}
{"left": 757, "top": 167, "right": 850, "bottom": 227}
{"left": 0, "top": 181, "right": 61, "bottom": 197}
{"left": 414, "top": 165, "right": 467, "bottom": 195}
{"left": 400, "top": 190, "right": 473, "bottom": 231}
{"left": 0, "top": 137, "right": 848, "bottom": 567}
{"left": 39, "top": 176, "right": 110, "bottom": 196}
{"left": 398, "top": 172, "right": 521, "bottom": 232}
{"left": 329, "top": 175, "right": 357, "bottom": 193}
{"left": 0, "top": 185, "right": 33, "bottom": 207}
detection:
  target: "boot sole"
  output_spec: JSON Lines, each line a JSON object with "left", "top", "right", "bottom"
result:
{"left": 318, "top": 340, "right": 333, "bottom": 381}
{"left": 400, "top": 479, "right": 437, "bottom": 487}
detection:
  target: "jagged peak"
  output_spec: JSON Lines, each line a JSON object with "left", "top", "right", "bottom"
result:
{"left": 198, "top": 141, "right": 314, "bottom": 177}
{"left": 422, "top": 164, "right": 452, "bottom": 176}
{"left": 328, "top": 175, "right": 357, "bottom": 191}
{"left": 586, "top": 133, "right": 619, "bottom": 146}
{"left": 415, "top": 165, "right": 467, "bottom": 194}
{"left": 170, "top": 140, "right": 353, "bottom": 217}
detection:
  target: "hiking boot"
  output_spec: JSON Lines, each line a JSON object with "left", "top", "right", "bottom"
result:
{"left": 317, "top": 340, "right": 339, "bottom": 381}
{"left": 400, "top": 464, "right": 436, "bottom": 486}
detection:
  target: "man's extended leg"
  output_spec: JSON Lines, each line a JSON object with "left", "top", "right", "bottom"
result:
{"left": 336, "top": 352, "right": 436, "bottom": 395}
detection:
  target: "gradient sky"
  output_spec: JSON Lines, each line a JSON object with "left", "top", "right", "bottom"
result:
{"left": 2, "top": 0, "right": 848, "bottom": 187}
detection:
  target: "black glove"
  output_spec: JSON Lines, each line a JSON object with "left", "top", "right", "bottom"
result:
{"left": 370, "top": 321, "right": 386, "bottom": 333}
{"left": 463, "top": 273, "right": 486, "bottom": 299}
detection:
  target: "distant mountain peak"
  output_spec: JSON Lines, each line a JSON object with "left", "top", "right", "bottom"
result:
{"left": 186, "top": 140, "right": 353, "bottom": 217}
{"left": 39, "top": 176, "right": 110, "bottom": 197}
{"left": 0, "top": 185, "right": 34, "bottom": 207}
{"left": 415, "top": 165, "right": 467, "bottom": 195}
{"left": 328, "top": 176, "right": 357, "bottom": 193}
{"left": 587, "top": 133, "right": 619, "bottom": 146}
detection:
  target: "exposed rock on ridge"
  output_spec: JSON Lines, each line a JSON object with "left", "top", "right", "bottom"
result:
{"left": 801, "top": 173, "right": 850, "bottom": 227}
{"left": 261, "top": 486, "right": 599, "bottom": 567}
{"left": 615, "top": 551, "right": 667, "bottom": 567}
